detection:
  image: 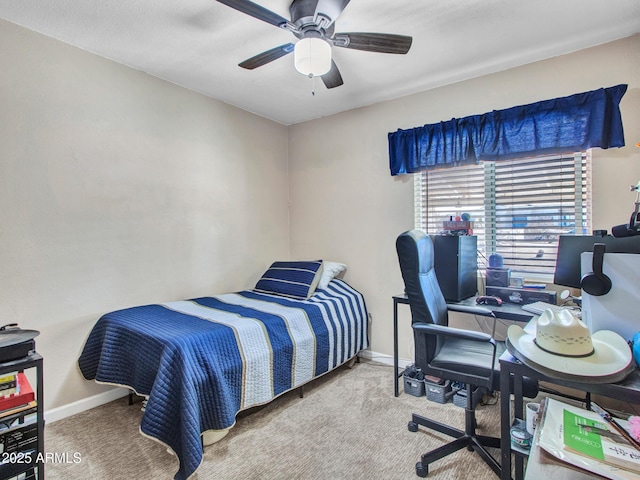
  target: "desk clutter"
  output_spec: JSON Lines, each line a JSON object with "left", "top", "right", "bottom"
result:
{"left": 484, "top": 251, "right": 559, "bottom": 305}
{"left": 441, "top": 213, "right": 473, "bottom": 236}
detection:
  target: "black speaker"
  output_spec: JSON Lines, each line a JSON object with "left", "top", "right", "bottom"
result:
{"left": 433, "top": 235, "right": 478, "bottom": 302}
{"left": 486, "top": 267, "right": 511, "bottom": 287}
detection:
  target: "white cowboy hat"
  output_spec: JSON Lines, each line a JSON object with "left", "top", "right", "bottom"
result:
{"left": 506, "top": 308, "right": 634, "bottom": 383}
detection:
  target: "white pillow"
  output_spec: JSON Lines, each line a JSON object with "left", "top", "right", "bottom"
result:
{"left": 317, "top": 261, "right": 347, "bottom": 290}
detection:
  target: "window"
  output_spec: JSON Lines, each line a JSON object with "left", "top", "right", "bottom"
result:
{"left": 414, "top": 152, "right": 592, "bottom": 276}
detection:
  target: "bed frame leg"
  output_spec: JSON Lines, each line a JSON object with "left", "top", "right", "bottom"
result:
{"left": 298, "top": 386, "right": 304, "bottom": 398}
{"left": 346, "top": 356, "right": 358, "bottom": 369}
{"left": 128, "top": 390, "right": 146, "bottom": 407}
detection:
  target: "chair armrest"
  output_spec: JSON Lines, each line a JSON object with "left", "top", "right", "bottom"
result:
{"left": 446, "top": 303, "right": 495, "bottom": 318}
{"left": 412, "top": 322, "right": 495, "bottom": 345}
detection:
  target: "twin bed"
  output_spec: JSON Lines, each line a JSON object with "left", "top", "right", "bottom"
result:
{"left": 78, "top": 261, "right": 368, "bottom": 480}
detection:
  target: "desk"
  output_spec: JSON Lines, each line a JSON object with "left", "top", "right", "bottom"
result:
{"left": 393, "top": 294, "right": 534, "bottom": 396}
{"left": 499, "top": 351, "right": 640, "bottom": 480}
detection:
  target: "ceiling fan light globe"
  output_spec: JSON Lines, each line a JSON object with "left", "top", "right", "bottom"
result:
{"left": 294, "top": 38, "right": 331, "bottom": 76}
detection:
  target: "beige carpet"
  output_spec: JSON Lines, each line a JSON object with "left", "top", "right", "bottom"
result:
{"left": 45, "top": 361, "right": 507, "bottom": 479}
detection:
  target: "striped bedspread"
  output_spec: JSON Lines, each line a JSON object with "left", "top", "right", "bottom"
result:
{"left": 78, "top": 279, "right": 368, "bottom": 480}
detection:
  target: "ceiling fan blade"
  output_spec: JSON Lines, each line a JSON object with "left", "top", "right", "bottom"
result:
{"left": 314, "top": 0, "right": 351, "bottom": 27}
{"left": 321, "top": 60, "right": 343, "bottom": 89}
{"left": 216, "top": 0, "right": 289, "bottom": 28}
{"left": 333, "top": 32, "right": 412, "bottom": 54}
{"left": 239, "top": 43, "right": 295, "bottom": 70}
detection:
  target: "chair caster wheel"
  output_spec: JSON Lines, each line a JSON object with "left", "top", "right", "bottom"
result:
{"left": 416, "top": 461, "right": 428, "bottom": 477}
{"left": 408, "top": 421, "right": 419, "bottom": 432}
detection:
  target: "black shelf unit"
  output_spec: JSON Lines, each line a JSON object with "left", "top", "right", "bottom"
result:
{"left": 0, "top": 353, "right": 44, "bottom": 480}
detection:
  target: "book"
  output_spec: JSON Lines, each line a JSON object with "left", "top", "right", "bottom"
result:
{"left": 0, "top": 420, "right": 38, "bottom": 455}
{"left": 0, "top": 373, "right": 18, "bottom": 397}
{"left": 0, "top": 385, "right": 18, "bottom": 397}
{"left": 0, "top": 373, "right": 17, "bottom": 385}
{"left": 538, "top": 397, "right": 640, "bottom": 480}
{"left": 0, "top": 374, "right": 34, "bottom": 413}
{"left": 0, "top": 379, "right": 17, "bottom": 391}
{"left": 0, "top": 401, "right": 37, "bottom": 422}
{"left": 563, "top": 408, "right": 640, "bottom": 474}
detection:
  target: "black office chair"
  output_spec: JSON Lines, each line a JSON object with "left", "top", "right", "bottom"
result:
{"left": 396, "top": 230, "right": 538, "bottom": 478}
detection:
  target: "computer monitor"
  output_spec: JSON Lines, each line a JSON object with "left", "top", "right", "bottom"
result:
{"left": 553, "top": 235, "right": 640, "bottom": 288}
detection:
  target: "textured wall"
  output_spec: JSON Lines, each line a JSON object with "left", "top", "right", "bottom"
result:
{"left": 288, "top": 35, "right": 640, "bottom": 365}
{"left": 0, "top": 19, "right": 290, "bottom": 411}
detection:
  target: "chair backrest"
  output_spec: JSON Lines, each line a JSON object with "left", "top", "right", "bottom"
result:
{"left": 397, "top": 230, "right": 488, "bottom": 386}
{"left": 396, "top": 230, "right": 448, "bottom": 327}
{"left": 396, "top": 230, "right": 451, "bottom": 368}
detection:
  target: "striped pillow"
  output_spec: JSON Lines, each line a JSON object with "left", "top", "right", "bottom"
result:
{"left": 254, "top": 260, "right": 324, "bottom": 300}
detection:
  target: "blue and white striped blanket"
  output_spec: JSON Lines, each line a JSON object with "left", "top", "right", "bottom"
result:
{"left": 78, "top": 279, "right": 368, "bottom": 480}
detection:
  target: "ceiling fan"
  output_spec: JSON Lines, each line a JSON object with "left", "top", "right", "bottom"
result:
{"left": 215, "top": 0, "right": 413, "bottom": 89}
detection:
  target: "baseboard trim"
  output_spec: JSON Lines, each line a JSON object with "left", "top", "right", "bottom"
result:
{"left": 46, "top": 351, "right": 413, "bottom": 424}
{"left": 45, "top": 387, "right": 130, "bottom": 424}
{"left": 359, "top": 349, "right": 413, "bottom": 369}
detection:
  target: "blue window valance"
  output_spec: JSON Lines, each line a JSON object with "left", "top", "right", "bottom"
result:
{"left": 388, "top": 84, "right": 627, "bottom": 176}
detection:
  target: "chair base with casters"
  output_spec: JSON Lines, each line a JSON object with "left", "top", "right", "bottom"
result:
{"left": 408, "top": 384, "right": 501, "bottom": 478}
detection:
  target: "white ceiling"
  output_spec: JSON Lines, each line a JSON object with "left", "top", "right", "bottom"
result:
{"left": 1, "top": 0, "right": 639, "bottom": 125}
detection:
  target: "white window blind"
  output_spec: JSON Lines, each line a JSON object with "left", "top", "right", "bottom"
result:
{"left": 414, "top": 152, "right": 592, "bottom": 275}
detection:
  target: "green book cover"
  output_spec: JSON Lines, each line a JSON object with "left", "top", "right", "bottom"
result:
{"left": 563, "top": 408, "right": 640, "bottom": 473}
{"left": 563, "top": 409, "right": 608, "bottom": 461}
